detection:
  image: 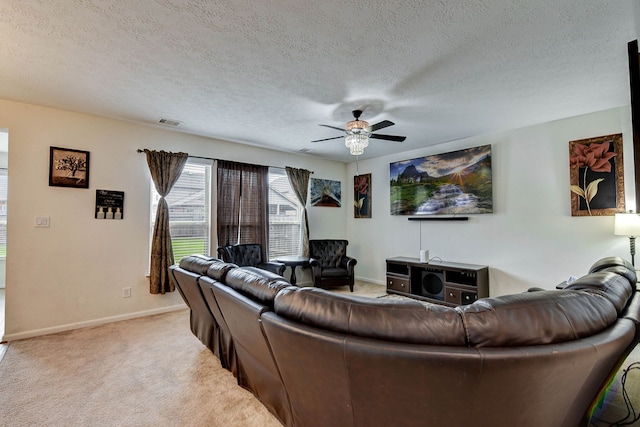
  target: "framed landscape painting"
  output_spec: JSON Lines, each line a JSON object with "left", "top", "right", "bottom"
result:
{"left": 390, "top": 145, "right": 493, "bottom": 215}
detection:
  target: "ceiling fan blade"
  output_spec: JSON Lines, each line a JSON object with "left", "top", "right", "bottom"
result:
{"left": 311, "top": 136, "right": 345, "bottom": 143}
{"left": 370, "top": 133, "right": 406, "bottom": 142}
{"left": 319, "top": 124, "right": 346, "bottom": 132}
{"left": 368, "top": 120, "right": 395, "bottom": 132}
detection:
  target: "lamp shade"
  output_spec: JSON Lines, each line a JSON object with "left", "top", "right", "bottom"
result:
{"left": 614, "top": 213, "right": 640, "bottom": 236}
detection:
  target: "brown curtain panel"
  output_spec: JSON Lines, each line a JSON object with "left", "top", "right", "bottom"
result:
{"left": 217, "top": 161, "right": 268, "bottom": 257}
{"left": 145, "top": 149, "right": 189, "bottom": 294}
{"left": 285, "top": 166, "right": 311, "bottom": 257}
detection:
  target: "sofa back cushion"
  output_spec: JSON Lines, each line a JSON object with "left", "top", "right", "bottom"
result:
{"left": 565, "top": 271, "right": 634, "bottom": 314}
{"left": 206, "top": 259, "right": 237, "bottom": 281}
{"left": 274, "top": 287, "right": 466, "bottom": 346}
{"left": 178, "top": 254, "right": 218, "bottom": 275}
{"left": 224, "top": 267, "right": 292, "bottom": 307}
{"left": 589, "top": 256, "right": 637, "bottom": 283}
{"left": 458, "top": 290, "right": 618, "bottom": 347}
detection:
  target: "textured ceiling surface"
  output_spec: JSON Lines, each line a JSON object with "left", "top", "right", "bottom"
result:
{"left": 0, "top": 1, "right": 638, "bottom": 162}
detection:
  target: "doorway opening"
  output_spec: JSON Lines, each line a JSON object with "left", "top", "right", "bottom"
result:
{"left": 0, "top": 129, "right": 8, "bottom": 342}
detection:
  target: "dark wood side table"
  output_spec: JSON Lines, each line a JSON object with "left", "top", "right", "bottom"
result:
{"left": 276, "top": 256, "right": 310, "bottom": 286}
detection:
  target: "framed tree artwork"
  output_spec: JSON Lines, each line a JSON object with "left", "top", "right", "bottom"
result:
{"left": 49, "top": 146, "right": 90, "bottom": 188}
{"left": 569, "top": 133, "right": 624, "bottom": 216}
{"left": 354, "top": 173, "right": 371, "bottom": 218}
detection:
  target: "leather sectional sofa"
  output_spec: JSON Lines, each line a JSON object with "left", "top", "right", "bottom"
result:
{"left": 169, "top": 255, "right": 640, "bottom": 427}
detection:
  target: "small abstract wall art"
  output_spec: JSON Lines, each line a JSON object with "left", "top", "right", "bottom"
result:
{"left": 354, "top": 173, "right": 371, "bottom": 218}
{"left": 310, "top": 178, "right": 341, "bottom": 207}
{"left": 569, "top": 133, "right": 624, "bottom": 216}
{"left": 390, "top": 144, "right": 493, "bottom": 215}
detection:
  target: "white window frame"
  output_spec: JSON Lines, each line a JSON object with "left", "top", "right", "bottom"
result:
{"left": 149, "top": 158, "right": 214, "bottom": 263}
{"left": 267, "top": 167, "right": 303, "bottom": 259}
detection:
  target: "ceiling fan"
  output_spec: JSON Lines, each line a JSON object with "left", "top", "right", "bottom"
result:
{"left": 311, "top": 110, "right": 406, "bottom": 156}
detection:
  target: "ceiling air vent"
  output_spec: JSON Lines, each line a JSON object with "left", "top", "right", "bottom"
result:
{"left": 158, "top": 118, "right": 182, "bottom": 127}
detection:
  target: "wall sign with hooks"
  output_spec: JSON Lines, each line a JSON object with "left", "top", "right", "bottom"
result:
{"left": 95, "top": 190, "right": 124, "bottom": 219}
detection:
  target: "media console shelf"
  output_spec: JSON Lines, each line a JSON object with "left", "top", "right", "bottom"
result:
{"left": 386, "top": 257, "right": 489, "bottom": 307}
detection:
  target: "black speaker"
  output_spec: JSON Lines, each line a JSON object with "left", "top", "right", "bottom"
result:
{"left": 461, "top": 291, "right": 477, "bottom": 305}
{"left": 420, "top": 270, "right": 444, "bottom": 300}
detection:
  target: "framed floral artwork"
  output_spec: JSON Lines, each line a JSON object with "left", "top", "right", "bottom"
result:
{"left": 569, "top": 133, "right": 624, "bottom": 216}
{"left": 354, "top": 173, "right": 371, "bottom": 218}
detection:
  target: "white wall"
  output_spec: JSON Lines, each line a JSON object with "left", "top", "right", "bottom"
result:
{"left": 346, "top": 107, "right": 634, "bottom": 296}
{"left": 635, "top": 0, "right": 640, "bottom": 36}
{"left": 1, "top": 96, "right": 635, "bottom": 339}
{"left": 0, "top": 98, "right": 346, "bottom": 340}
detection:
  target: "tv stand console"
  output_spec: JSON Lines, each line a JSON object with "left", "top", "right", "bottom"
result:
{"left": 386, "top": 257, "right": 489, "bottom": 306}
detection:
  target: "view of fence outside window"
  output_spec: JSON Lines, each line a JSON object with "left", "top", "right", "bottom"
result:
{"left": 150, "top": 162, "right": 302, "bottom": 264}
{"left": 150, "top": 160, "right": 212, "bottom": 263}
{"left": 268, "top": 167, "right": 302, "bottom": 259}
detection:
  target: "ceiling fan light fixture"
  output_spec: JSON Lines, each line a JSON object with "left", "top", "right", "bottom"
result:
{"left": 346, "top": 119, "right": 369, "bottom": 132}
{"left": 311, "top": 108, "right": 404, "bottom": 155}
{"left": 345, "top": 133, "right": 369, "bottom": 156}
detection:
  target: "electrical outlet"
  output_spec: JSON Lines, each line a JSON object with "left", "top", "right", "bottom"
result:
{"left": 35, "top": 216, "right": 50, "bottom": 228}
{"left": 122, "top": 287, "right": 131, "bottom": 298}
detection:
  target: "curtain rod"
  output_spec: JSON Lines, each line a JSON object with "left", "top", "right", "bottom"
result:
{"left": 136, "top": 149, "right": 313, "bottom": 173}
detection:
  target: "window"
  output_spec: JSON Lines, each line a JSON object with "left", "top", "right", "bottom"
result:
{"left": 150, "top": 159, "right": 212, "bottom": 262}
{"left": 216, "top": 161, "right": 268, "bottom": 249}
{"left": 149, "top": 161, "right": 302, "bottom": 263}
{"left": 268, "top": 167, "right": 302, "bottom": 259}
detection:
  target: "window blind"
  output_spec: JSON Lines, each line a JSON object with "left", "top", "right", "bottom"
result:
{"left": 268, "top": 168, "right": 302, "bottom": 259}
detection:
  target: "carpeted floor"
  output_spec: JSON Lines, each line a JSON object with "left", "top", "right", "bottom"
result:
{"left": 0, "top": 281, "right": 638, "bottom": 427}
{"left": 0, "top": 309, "right": 281, "bottom": 427}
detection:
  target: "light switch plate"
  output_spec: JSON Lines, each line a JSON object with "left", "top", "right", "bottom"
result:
{"left": 35, "top": 216, "right": 50, "bottom": 228}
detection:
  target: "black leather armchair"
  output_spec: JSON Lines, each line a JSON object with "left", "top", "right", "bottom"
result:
{"left": 309, "top": 239, "right": 357, "bottom": 292}
{"left": 217, "top": 243, "right": 285, "bottom": 276}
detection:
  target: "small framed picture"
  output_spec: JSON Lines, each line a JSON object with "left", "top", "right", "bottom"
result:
{"left": 95, "top": 189, "right": 124, "bottom": 219}
{"left": 49, "top": 147, "right": 90, "bottom": 188}
{"left": 354, "top": 173, "right": 371, "bottom": 218}
{"left": 310, "top": 178, "right": 341, "bottom": 207}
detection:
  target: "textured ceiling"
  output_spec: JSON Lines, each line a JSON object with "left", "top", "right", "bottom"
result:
{"left": 0, "top": 1, "right": 638, "bottom": 162}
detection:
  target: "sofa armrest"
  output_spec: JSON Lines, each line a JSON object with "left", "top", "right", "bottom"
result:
{"left": 257, "top": 261, "right": 286, "bottom": 276}
{"left": 340, "top": 256, "right": 357, "bottom": 274}
{"left": 309, "top": 258, "right": 322, "bottom": 278}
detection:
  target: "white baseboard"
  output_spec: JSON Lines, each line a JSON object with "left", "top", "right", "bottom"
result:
{"left": 2, "top": 303, "right": 188, "bottom": 342}
{"left": 355, "top": 276, "right": 385, "bottom": 286}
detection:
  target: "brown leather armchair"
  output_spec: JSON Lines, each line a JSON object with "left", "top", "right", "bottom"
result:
{"left": 217, "top": 243, "right": 285, "bottom": 276}
{"left": 309, "top": 239, "right": 357, "bottom": 292}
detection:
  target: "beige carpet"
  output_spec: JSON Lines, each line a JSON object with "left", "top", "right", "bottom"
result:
{"left": 0, "top": 281, "right": 638, "bottom": 427}
{"left": 331, "top": 280, "right": 388, "bottom": 298}
{"left": 0, "top": 309, "right": 281, "bottom": 427}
